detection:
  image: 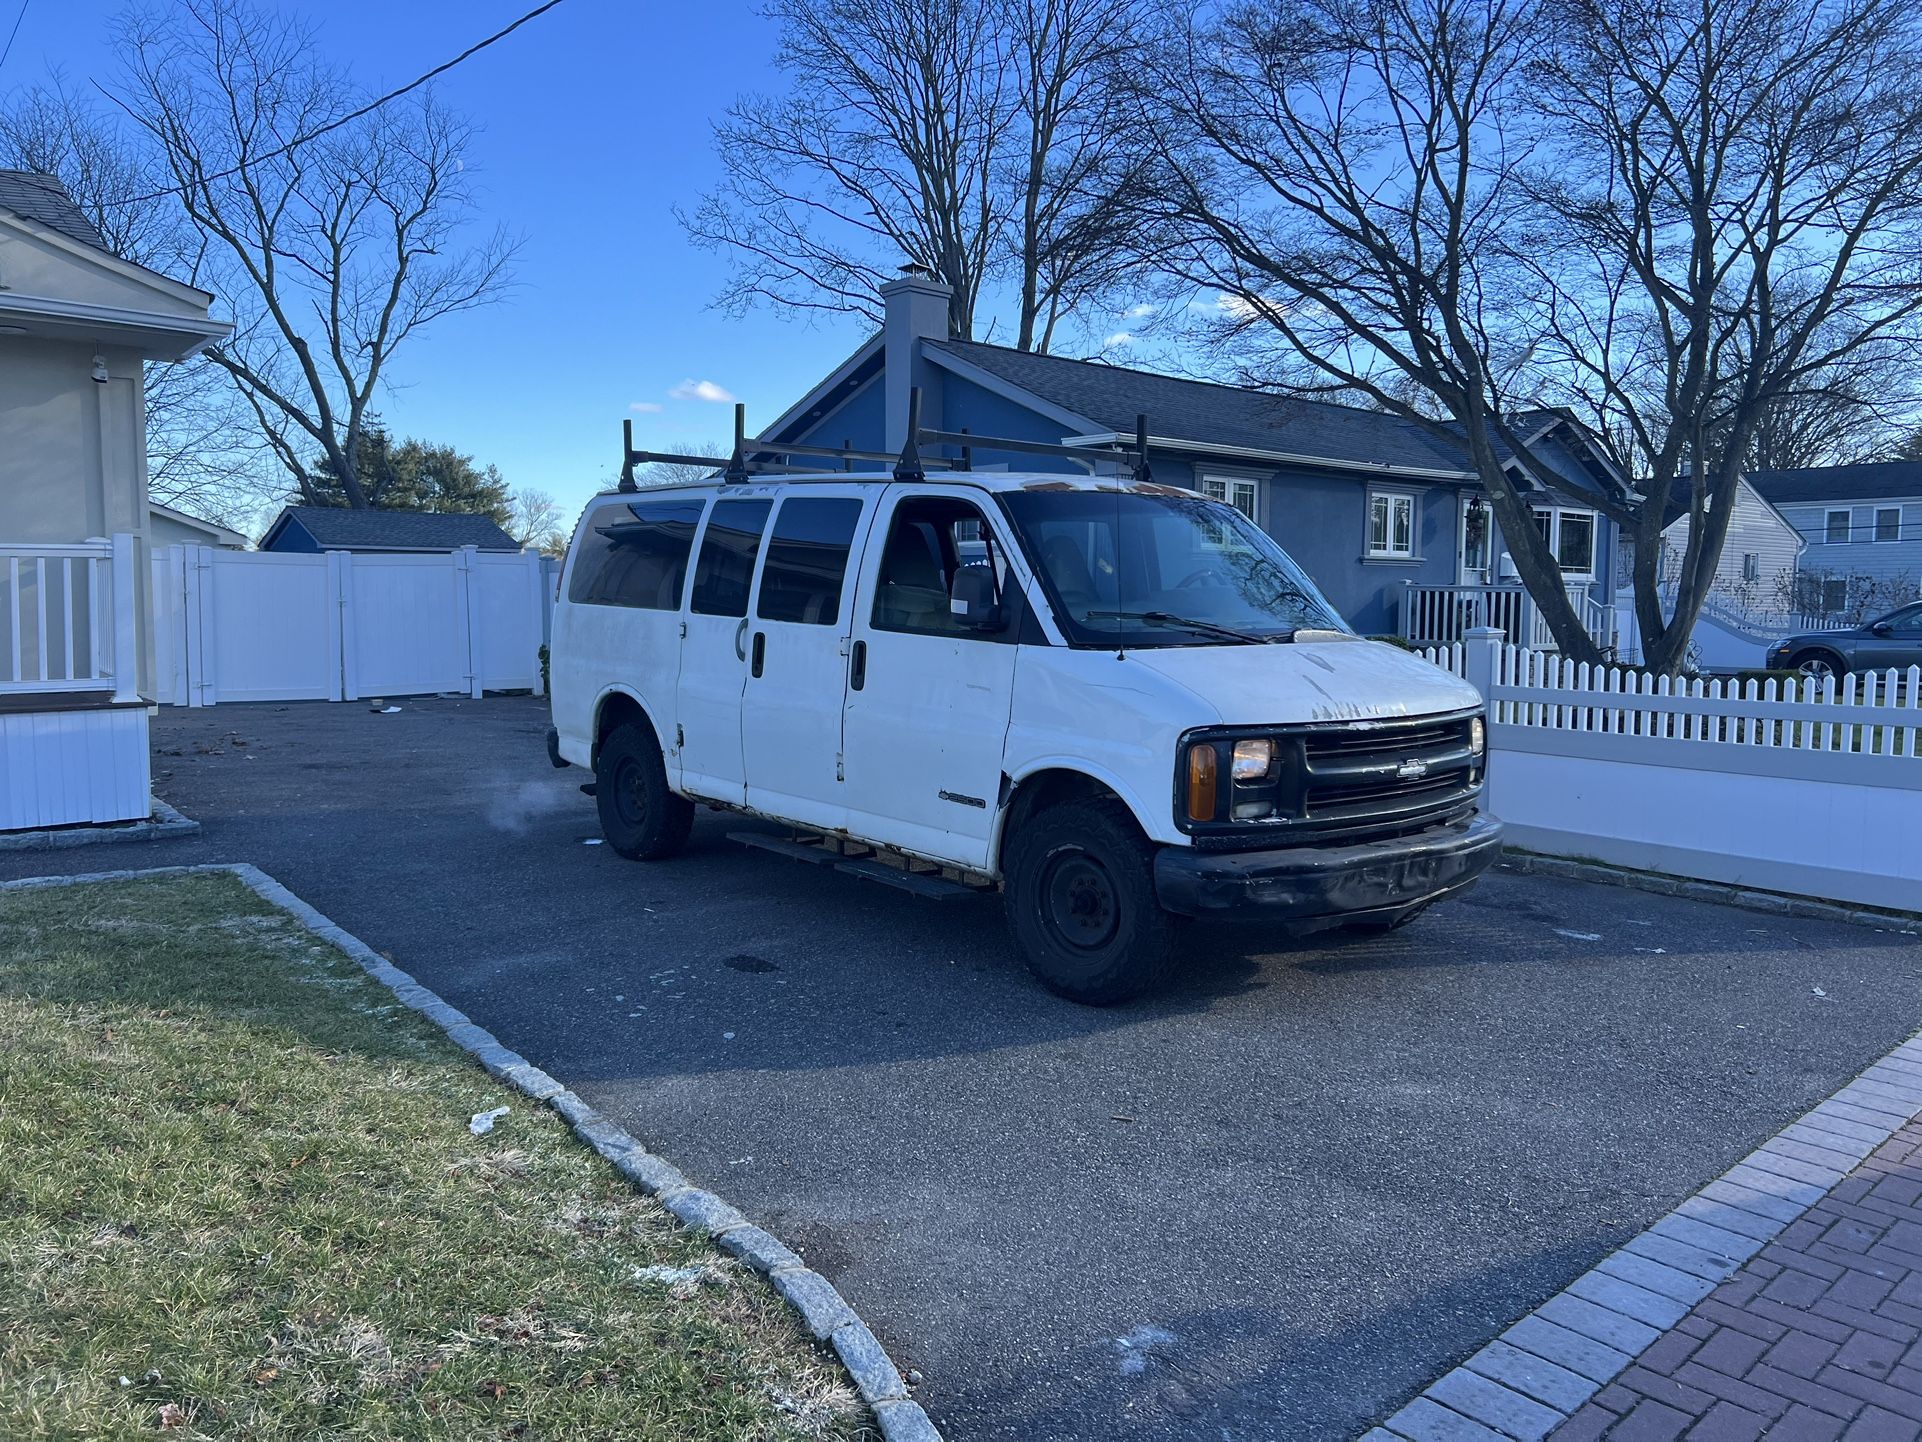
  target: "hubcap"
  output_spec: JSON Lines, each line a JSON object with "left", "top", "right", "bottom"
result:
{"left": 613, "top": 756, "right": 647, "bottom": 827}
{"left": 1042, "top": 851, "right": 1120, "bottom": 951}
{"left": 1798, "top": 656, "right": 1835, "bottom": 679}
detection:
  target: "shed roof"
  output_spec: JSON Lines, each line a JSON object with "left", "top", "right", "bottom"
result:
{"left": 262, "top": 505, "right": 521, "bottom": 553}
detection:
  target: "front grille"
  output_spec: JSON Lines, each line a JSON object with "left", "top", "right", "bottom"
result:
{"left": 1179, "top": 710, "right": 1483, "bottom": 845}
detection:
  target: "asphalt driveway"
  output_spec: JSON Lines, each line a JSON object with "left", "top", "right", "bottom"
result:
{"left": 9, "top": 695, "right": 1920, "bottom": 1440}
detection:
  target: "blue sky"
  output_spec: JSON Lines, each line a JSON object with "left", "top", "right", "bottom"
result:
{"left": 3, "top": 0, "right": 899, "bottom": 520}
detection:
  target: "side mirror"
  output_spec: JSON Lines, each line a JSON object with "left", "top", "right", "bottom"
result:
{"left": 1872, "top": 621, "right": 1894, "bottom": 637}
{"left": 949, "top": 565, "right": 1005, "bottom": 631}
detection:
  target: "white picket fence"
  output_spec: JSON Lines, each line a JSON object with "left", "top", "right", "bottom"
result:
{"left": 1425, "top": 628, "right": 1922, "bottom": 912}
{"left": 152, "top": 544, "right": 553, "bottom": 706}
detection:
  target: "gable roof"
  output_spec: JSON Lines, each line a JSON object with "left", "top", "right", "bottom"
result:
{"left": 1746, "top": 460, "right": 1922, "bottom": 507}
{"left": 261, "top": 505, "right": 521, "bottom": 553}
{"left": 0, "top": 170, "right": 112, "bottom": 252}
{"left": 928, "top": 340, "right": 1479, "bottom": 477}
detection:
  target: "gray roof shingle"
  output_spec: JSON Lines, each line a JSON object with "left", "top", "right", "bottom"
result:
{"left": 266, "top": 506, "right": 521, "bottom": 552}
{"left": 929, "top": 339, "right": 1479, "bottom": 475}
{"left": 1746, "top": 460, "right": 1922, "bottom": 506}
{"left": 0, "top": 170, "right": 113, "bottom": 252}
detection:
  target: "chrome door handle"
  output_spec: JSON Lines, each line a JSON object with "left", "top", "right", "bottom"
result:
{"left": 734, "top": 618, "right": 748, "bottom": 661}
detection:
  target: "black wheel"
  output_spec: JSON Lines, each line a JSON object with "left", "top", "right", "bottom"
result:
{"left": 594, "top": 722, "right": 693, "bottom": 860}
{"left": 1002, "top": 799, "right": 1175, "bottom": 1005}
{"left": 1790, "top": 649, "right": 1846, "bottom": 682}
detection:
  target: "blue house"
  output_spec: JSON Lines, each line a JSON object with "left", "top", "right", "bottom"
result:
{"left": 761, "top": 270, "right": 1622, "bottom": 649}
{"left": 1747, "top": 461, "right": 1922, "bottom": 620}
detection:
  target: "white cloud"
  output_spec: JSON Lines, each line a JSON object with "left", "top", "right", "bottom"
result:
{"left": 669, "top": 379, "right": 737, "bottom": 404}
{"left": 1124, "top": 303, "right": 1157, "bottom": 319}
{"left": 1104, "top": 331, "right": 1136, "bottom": 347}
{"left": 1190, "top": 292, "right": 1262, "bottom": 320}
{"left": 628, "top": 401, "right": 664, "bottom": 413}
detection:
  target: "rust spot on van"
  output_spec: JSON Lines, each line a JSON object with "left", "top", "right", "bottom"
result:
{"left": 1019, "top": 480, "right": 1080, "bottom": 491}
{"left": 1133, "top": 482, "right": 1189, "bottom": 496}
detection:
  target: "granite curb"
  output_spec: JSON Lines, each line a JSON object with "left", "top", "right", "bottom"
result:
{"left": 0, "top": 799, "right": 200, "bottom": 852}
{"left": 0, "top": 861, "right": 940, "bottom": 1442}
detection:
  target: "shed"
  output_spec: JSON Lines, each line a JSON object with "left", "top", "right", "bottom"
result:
{"left": 259, "top": 505, "right": 522, "bottom": 554}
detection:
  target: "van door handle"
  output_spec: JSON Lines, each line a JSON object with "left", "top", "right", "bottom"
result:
{"left": 751, "top": 631, "right": 766, "bottom": 678}
{"left": 733, "top": 618, "right": 748, "bottom": 661}
{"left": 850, "top": 639, "right": 867, "bottom": 691}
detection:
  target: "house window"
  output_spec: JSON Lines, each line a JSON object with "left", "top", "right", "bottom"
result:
{"left": 1742, "top": 552, "right": 1760, "bottom": 583}
{"left": 1826, "top": 509, "right": 1852, "bottom": 544}
{"left": 1875, "top": 507, "right": 1901, "bottom": 543}
{"left": 1198, "top": 475, "right": 1260, "bottom": 523}
{"left": 1367, "top": 488, "right": 1417, "bottom": 559}
{"left": 1822, "top": 577, "right": 1848, "bottom": 615}
{"left": 1531, "top": 507, "right": 1597, "bottom": 579}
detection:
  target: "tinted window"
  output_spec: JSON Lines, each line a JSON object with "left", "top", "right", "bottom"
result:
{"left": 690, "top": 499, "right": 773, "bottom": 617}
{"left": 568, "top": 498, "right": 704, "bottom": 609}
{"left": 757, "top": 497, "right": 863, "bottom": 625}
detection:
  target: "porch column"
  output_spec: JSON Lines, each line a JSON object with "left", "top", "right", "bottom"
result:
{"left": 110, "top": 532, "right": 140, "bottom": 704}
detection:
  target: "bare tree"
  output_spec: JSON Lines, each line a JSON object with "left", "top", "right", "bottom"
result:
{"left": 1128, "top": 0, "right": 1606, "bottom": 658}
{"left": 509, "top": 488, "right": 568, "bottom": 555}
{"left": 117, "top": 0, "right": 518, "bottom": 509}
{"left": 636, "top": 442, "right": 727, "bottom": 489}
{"left": 0, "top": 78, "right": 273, "bottom": 523}
{"left": 1744, "top": 343, "right": 1915, "bottom": 472}
{"left": 1520, "top": 0, "right": 1922, "bottom": 672}
{"left": 681, "top": 0, "right": 1008, "bottom": 340}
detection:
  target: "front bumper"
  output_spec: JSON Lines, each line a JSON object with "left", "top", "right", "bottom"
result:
{"left": 1152, "top": 812, "right": 1503, "bottom": 922}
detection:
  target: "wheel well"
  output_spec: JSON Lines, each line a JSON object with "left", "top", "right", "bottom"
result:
{"left": 997, "top": 768, "right": 1130, "bottom": 869}
{"left": 1789, "top": 645, "right": 1845, "bottom": 669}
{"left": 592, "top": 692, "right": 655, "bottom": 765}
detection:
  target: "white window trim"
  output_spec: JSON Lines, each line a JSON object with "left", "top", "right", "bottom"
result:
{"left": 1826, "top": 508, "right": 1853, "bottom": 544}
{"left": 1366, "top": 486, "right": 1420, "bottom": 560}
{"left": 1531, "top": 505, "right": 1598, "bottom": 582}
{"left": 1874, "top": 506, "right": 1901, "bottom": 544}
{"left": 1196, "top": 473, "right": 1263, "bottom": 526}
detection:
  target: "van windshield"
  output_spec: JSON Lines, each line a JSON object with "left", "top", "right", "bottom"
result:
{"left": 999, "top": 489, "right": 1347, "bottom": 647}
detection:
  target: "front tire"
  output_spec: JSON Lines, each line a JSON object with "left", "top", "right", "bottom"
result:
{"left": 1002, "top": 799, "right": 1175, "bottom": 1005}
{"left": 1791, "top": 649, "right": 1846, "bottom": 682}
{"left": 594, "top": 722, "right": 694, "bottom": 860}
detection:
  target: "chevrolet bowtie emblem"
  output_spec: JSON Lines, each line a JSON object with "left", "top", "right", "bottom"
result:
{"left": 1396, "top": 759, "right": 1429, "bottom": 779}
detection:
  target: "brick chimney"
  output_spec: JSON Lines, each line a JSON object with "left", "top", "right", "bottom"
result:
{"left": 880, "top": 265, "right": 952, "bottom": 450}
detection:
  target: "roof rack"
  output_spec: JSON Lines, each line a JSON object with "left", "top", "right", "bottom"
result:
{"left": 617, "top": 388, "right": 1152, "bottom": 491}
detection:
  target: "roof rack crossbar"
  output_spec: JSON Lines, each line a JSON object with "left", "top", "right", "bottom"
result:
{"left": 915, "top": 427, "right": 1131, "bottom": 468}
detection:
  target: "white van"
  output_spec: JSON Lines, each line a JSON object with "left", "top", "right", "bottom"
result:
{"left": 548, "top": 448, "right": 1499, "bottom": 1004}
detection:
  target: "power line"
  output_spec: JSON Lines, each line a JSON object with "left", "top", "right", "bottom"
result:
{"left": 0, "top": 0, "right": 31, "bottom": 77}
{"left": 97, "top": 0, "right": 565, "bottom": 207}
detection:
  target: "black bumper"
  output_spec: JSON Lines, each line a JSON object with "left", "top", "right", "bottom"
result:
{"left": 1153, "top": 812, "right": 1503, "bottom": 921}
{"left": 545, "top": 726, "right": 569, "bottom": 769}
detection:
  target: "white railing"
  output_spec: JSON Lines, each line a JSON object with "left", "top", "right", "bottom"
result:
{"left": 1418, "top": 627, "right": 1922, "bottom": 911}
{"left": 0, "top": 536, "right": 138, "bottom": 701}
{"left": 1401, "top": 581, "right": 1611, "bottom": 652}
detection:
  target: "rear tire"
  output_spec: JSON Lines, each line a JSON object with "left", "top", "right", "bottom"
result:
{"left": 594, "top": 722, "right": 694, "bottom": 860}
{"left": 1002, "top": 799, "right": 1175, "bottom": 1005}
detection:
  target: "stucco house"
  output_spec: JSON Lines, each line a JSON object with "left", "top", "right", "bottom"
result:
{"left": 759, "top": 270, "right": 1622, "bottom": 651}
{"left": 0, "top": 170, "right": 229, "bottom": 831}
{"left": 1748, "top": 460, "right": 1922, "bottom": 621}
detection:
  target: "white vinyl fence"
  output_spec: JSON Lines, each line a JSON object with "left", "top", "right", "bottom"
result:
{"left": 1427, "top": 627, "right": 1922, "bottom": 912}
{"left": 153, "top": 544, "right": 553, "bottom": 706}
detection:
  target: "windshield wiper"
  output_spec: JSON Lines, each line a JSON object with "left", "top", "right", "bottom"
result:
{"left": 1083, "top": 610, "right": 1276, "bottom": 645}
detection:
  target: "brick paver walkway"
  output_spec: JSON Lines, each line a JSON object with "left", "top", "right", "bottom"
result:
{"left": 1554, "top": 1115, "right": 1922, "bottom": 1440}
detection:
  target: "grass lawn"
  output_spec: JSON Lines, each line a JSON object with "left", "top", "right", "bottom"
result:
{"left": 0, "top": 872, "right": 875, "bottom": 1442}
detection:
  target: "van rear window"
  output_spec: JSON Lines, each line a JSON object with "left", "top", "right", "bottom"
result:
{"left": 568, "top": 499, "right": 704, "bottom": 610}
{"left": 757, "top": 498, "right": 863, "bottom": 625}
{"left": 690, "top": 499, "right": 773, "bottom": 617}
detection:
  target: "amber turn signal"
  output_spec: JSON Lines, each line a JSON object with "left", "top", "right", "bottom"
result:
{"left": 1186, "top": 744, "right": 1218, "bottom": 822}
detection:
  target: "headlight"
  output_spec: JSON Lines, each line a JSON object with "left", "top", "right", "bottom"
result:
{"left": 1231, "top": 738, "right": 1276, "bottom": 781}
{"left": 1470, "top": 716, "right": 1486, "bottom": 756}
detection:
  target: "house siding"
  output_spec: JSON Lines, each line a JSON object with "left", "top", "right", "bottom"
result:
{"left": 1658, "top": 482, "right": 1803, "bottom": 611}
{"left": 1777, "top": 499, "right": 1922, "bottom": 608}
{"left": 262, "top": 519, "right": 322, "bottom": 554}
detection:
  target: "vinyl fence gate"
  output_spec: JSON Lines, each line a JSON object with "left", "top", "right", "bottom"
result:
{"left": 153, "top": 544, "right": 553, "bottom": 706}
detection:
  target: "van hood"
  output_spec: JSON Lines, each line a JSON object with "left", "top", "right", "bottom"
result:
{"left": 1121, "top": 636, "right": 1481, "bottom": 727}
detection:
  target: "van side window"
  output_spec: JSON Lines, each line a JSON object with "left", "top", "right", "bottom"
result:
{"left": 568, "top": 498, "right": 704, "bottom": 610}
{"left": 872, "top": 496, "right": 1008, "bottom": 637}
{"left": 757, "top": 497, "right": 863, "bottom": 625}
{"left": 690, "top": 499, "right": 773, "bottom": 617}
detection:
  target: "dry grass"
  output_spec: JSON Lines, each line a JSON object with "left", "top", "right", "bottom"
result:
{"left": 0, "top": 873, "right": 875, "bottom": 1442}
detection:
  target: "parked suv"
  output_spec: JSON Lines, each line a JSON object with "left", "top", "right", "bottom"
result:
{"left": 547, "top": 469, "right": 1500, "bottom": 1003}
{"left": 1768, "top": 602, "right": 1922, "bottom": 679}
